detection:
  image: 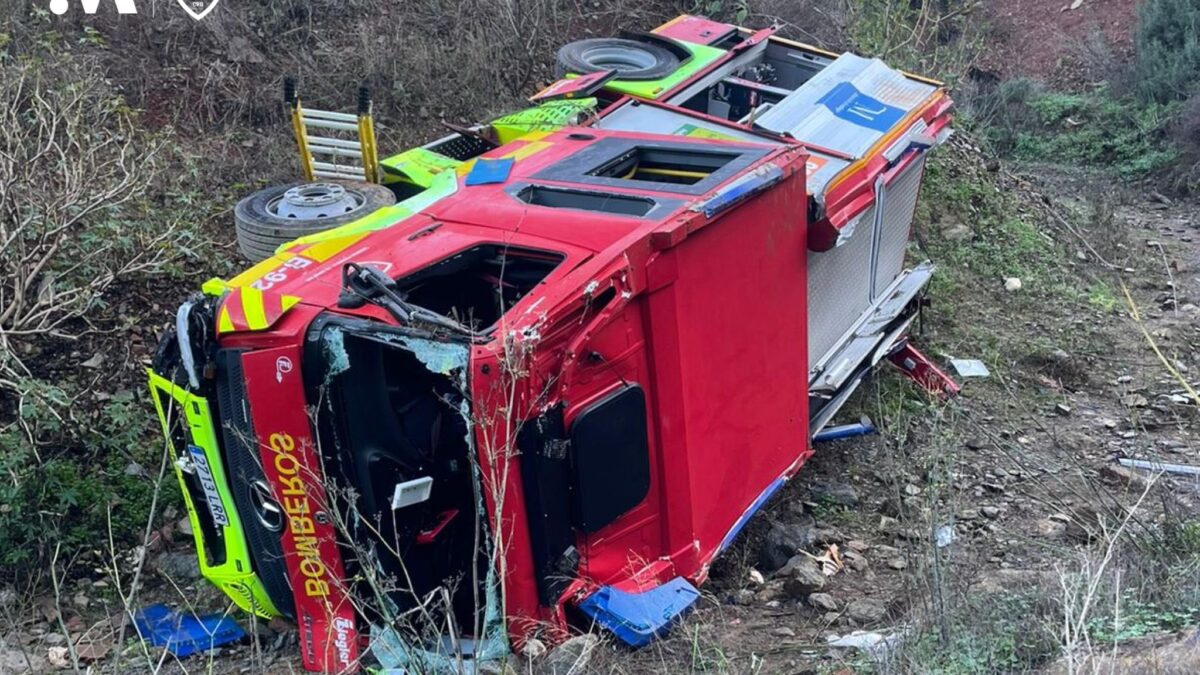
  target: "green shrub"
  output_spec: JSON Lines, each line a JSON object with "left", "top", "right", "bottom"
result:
{"left": 896, "top": 591, "right": 1061, "bottom": 674}
{"left": 1134, "top": 0, "right": 1200, "bottom": 103}
{"left": 0, "top": 52, "right": 196, "bottom": 579}
{"left": 848, "top": 0, "right": 985, "bottom": 82}
{"left": 0, "top": 390, "right": 176, "bottom": 575}
{"left": 979, "top": 79, "right": 1181, "bottom": 176}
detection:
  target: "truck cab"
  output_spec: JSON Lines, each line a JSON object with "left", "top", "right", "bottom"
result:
{"left": 148, "top": 15, "right": 954, "bottom": 673}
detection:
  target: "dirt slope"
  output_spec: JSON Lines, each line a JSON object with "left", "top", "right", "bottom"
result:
{"left": 978, "top": 0, "right": 1139, "bottom": 86}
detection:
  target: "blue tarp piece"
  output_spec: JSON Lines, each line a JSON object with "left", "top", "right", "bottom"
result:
{"left": 818, "top": 82, "right": 905, "bottom": 132}
{"left": 578, "top": 577, "right": 700, "bottom": 648}
{"left": 133, "top": 604, "right": 245, "bottom": 657}
{"left": 464, "top": 158, "right": 514, "bottom": 185}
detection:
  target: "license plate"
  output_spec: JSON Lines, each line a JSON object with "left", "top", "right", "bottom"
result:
{"left": 188, "top": 445, "right": 230, "bottom": 527}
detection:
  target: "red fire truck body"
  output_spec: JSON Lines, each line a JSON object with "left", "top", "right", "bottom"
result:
{"left": 149, "top": 15, "right": 954, "bottom": 672}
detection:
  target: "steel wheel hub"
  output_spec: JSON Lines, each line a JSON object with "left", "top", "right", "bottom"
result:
{"left": 271, "top": 182, "right": 364, "bottom": 219}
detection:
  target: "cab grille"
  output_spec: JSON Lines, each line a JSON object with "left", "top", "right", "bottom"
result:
{"left": 215, "top": 350, "right": 296, "bottom": 619}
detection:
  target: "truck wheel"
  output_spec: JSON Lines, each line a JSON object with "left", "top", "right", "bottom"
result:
{"left": 233, "top": 180, "right": 395, "bottom": 261}
{"left": 555, "top": 38, "right": 680, "bottom": 81}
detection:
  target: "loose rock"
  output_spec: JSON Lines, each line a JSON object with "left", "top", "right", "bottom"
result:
{"left": 782, "top": 557, "right": 826, "bottom": 597}
{"left": 808, "top": 592, "right": 838, "bottom": 611}
{"left": 758, "top": 519, "right": 816, "bottom": 572}
{"left": 1037, "top": 518, "right": 1066, "bottom": 539}
{"left": 811, "top": 528, "right": 845, "bottom": 546}
{"left": 154, "top": 552, "right": 201, "bottom": 581}
{"left": 808, "top": 480, "right": 859, "bottom": 507}
{"left": 543, "top": 634, "right": 599, "bottom": 675}
{"left": 846, "top": 598, "right": 887, "bottom": 624}
{"left": 843, "top": 550, "right": 870, "bottom": 572}
{"left": 1099, "top": 464, "right": 1150, "bottom": 489}
{"left": 965, "top": 437, "right": 988, "bottom": 450}
{"left": 1, "top": 644, "right": 48, "bottom": 673}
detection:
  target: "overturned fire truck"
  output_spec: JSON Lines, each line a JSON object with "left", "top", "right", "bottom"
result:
{"left": 148, "top": 15, "right": 956, "bottom": 673}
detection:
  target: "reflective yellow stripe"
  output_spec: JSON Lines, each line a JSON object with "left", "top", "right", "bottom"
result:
{"left": 227, "top": 255, "right": 286, "bottom": 289}
{"left": 240, "top": 287, "right": 269, "bottom": 330}
{"left": 301, "top": 232, "right": 369, "bottom": 262}
{"left": 281, "top": 295, "right": 301, "bottom": 312}
{"left": 217, "top": 306, "right": 235, "bottom": 334}
{"left": 654, "top": 14, "right": 687, "bottom": 33}
{"left": 504, "top": 140, "right": 551, "bottom": 162}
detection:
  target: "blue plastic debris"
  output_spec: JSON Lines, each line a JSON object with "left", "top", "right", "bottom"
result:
{"left": 695, "top": 165, "right": 784, "bottom": 218}
{"left": 133, "top": 604, "right": 245, "bottom": 657}
{"left": 464, "top": 158, "right": 514, "bottom": 185}
{"left": 578, "top": 577, "right": 700, "bottom": 647}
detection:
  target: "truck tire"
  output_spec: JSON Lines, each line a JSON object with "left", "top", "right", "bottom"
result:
{"left": 555, "top": 38, "right": 680, "bottom": 81}
{"left": 233, "top": 180, "right": 395, "bottom": 261}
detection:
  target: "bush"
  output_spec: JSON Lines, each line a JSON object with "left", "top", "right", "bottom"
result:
{"left": 0, "top": 53, "right": 192, "bottom": 577}
{"left": 1167, "top": 93, "right": 1200, "bottom": 192}
{"left": 1134, "top": 0, "right": 1200, "bottom": 104}
{"left": 0, "top": 55, "right": 180, "bottom": 385}
{"left": 847, "top": 0, "right": 985, "bottom": 83}
{"left": 979, "top": 78, "right": 1181, "bottom": 176}
{"left": 0, "top": 390, "right": 174, "bottom": 575}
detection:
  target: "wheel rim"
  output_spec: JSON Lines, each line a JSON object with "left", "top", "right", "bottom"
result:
{"left": 268, "top": 182, "right": 365, "bottom": 220}
{"left": 581, "top": 45, "right": 657, "bottom": 73}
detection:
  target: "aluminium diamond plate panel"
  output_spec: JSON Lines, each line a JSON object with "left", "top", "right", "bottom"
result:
{"left": 872, "top": 155, "right": 926, "bottom": 296}
{"left": 807, "top": 204, "right": 876, "bottom": 369}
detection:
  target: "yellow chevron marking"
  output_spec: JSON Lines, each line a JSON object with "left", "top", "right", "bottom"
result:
{"left": 217, "top": 306, "right": 235, "bottom": 334}
{"left": 240, "top": 287, "right": 269, "bottom": 330}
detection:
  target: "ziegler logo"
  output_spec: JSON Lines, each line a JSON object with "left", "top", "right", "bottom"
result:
{"left": 332, "top": 617, "right": 354, "bottom": 667}
{"left": 48, "top": 0, "right": 221, "bottom": 21}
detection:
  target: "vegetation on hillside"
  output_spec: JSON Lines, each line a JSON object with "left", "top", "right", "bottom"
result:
{"left": 968, "top": 0, "right": 1200, "bottom": 189}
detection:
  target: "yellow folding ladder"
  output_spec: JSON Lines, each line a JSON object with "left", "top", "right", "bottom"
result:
{"left": 284, "top": 78, "right": 380, "bottom": 184}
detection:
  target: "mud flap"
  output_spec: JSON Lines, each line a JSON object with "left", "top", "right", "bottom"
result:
{"left": 887, "top": 341, "right": 960, "bottom": 397}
